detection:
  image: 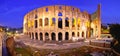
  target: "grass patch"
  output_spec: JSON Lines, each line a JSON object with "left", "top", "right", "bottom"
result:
{"left": 15, "top": 47, "right": 33, "bottom": 56}
{"left": 15, "top": 46, "right": 111, "bottom": 56}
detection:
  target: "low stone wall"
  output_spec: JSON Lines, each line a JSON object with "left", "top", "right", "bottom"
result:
{"left": 89, "top": 40, "right": 111, "bottom": 48}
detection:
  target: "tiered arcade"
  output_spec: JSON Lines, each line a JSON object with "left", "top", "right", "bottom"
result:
{"left": 23, "top": 5, "right": 101, "bottom": 41}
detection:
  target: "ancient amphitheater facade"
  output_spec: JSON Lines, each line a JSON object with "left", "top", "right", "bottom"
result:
{"left": 23, "top": 5, "right": 101, "bottom": 41}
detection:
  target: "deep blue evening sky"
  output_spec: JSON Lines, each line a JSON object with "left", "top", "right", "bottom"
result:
{"left": 0, "top": 0, "right": 120, "bottom": 28}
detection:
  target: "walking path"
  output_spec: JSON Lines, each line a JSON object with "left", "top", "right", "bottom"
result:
{"left": 15, "top": 35, "right": 89, "bottom": 50}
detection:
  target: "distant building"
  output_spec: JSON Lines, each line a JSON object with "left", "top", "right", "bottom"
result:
{"left": 23, "top": 4, "right": 101, "bottom": 41}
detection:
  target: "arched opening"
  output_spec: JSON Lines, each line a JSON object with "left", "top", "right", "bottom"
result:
{"left": 52, "top": 18, "right": 56, "bottom": 26}
{"left": 77, "top": 18, "right": 80, "bottom": 27}
{"left": 58, "top": 12, "right": 62, "bottom": 16}
{"left": 58, "top": 32, "right": 62, "bottom": 41}
{"left": 51, "top": 33, "right": 56, "bottom": 41}
{"left": 58, "top": 18, "right": 62, "bottom": 29}
{"left": 65, "top": 32, "right": 69, "bottom": 40}
{"left": 32, "top": 32, "right": 34, "bottom": 39}
{"left": 40, "top": 33, "right": 43, "bottom": 40}
{"left": 45, "top": 32, "right": 49, "bottom": 40}
{"left": 39, "top": 19, "right": 42, "bottom": 26}
{"left": 45, "top": 18, "right": 49, "bottom": 26}
{"left": 35, "top": 32, "right": 38, "bottom": 40}
{"left": 82, "top": 32, "right": 84, "bottom": 37}
{"left": 65, "top": 17, "right": 69, "bottom": 27}
{"left": 35, "top": 20, "right": 38, "bottom": 28}
{"left": 77, "top": 32, "right": 79, "bottom": 37}
{"left": 35, "top": 14, "right": 38, "bottom": 19}
{"left": 72, "top": 32, "right": 75, "bottom": 37}
{"left": 72, "top": 18, "right": 75, "bottom": 27}
{"left": 90, "top": 28, "right": 94, "bottom": 37}
{"left": 29, "top": 32, "right": 31, "bottom": 38}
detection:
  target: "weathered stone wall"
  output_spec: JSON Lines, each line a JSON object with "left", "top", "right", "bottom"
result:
{"left": 23, "top": 5, "right": 101, "bottom": 41}
{"left": 6, "top": 37, "right": 16, "bottom": 56}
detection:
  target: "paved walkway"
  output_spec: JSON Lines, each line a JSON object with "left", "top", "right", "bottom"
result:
{"left": 15, "top": 35, "right": 89, "bottom": 50}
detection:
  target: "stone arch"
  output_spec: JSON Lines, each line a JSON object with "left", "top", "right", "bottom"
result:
{"left": 58, "top": 18, "right": 62, "bottom": 28}
{"left": 35, "top": 20, "right": 38, "bottom": 28}
{"left": 90, "top": 28, "right": 94, "bottom": 36}
{"left": 65, "top": 32, "right": 69, "bottom": 40}
{"left": 58, "top": 32, "right": 62, "bottom": 41}
{"left": 40, "top": 32, "right": 43, "bottom": 40}
{"left": 58, "top": 12, "right": 62, "bottom": 16}
{"left": 45, "top": 32, "right": 49, "bottom": 40}
{"left": 65, "top": 17, "right": 69, "bottom": 27}
{"left": 72, "top": 32, "right": 75, "bottom": 37}
{"left": 52, "top": 18, "right": 56, "bottom": 26}
{"left": 51, "top": 32, "right": 56, "bottom": 40}
{"left": 77, "top": 32, "right": 79, "bottom": 37}
{"left": 39, "top": 18, "right": 42, "bottom": 26}
{"left": 82, "top": 31, "right": 84, "bottom": 37}
{"left": 35, "top": 32, "right": 38, "bottom": 40}
{"left": 29, "top": 32, "right": 31, "bottom": 38}
{"left": 72, "top": 18, "right": 75, "bottom": 27}
{"left": 32, "top": 32, "right": 34, "bottom": 39}
{"left": 45, "top": 18, "right": 49, "bottom": 26}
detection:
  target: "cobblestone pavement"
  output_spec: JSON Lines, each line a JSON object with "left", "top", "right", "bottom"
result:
{"left": 15, "top": 35, "right": 89, "bottom": 50}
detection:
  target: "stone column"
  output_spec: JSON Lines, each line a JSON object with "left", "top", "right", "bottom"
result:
{"left": 56, "top": 32, "right": 58, "bottom": 41}
{"left": 69, "top": 31, "right": 72, "bottom": 40}
{"left": 75, "top": 31, "right": 77, "bottom": 37}
{"left": 56, "top": 17, "right": 58, "bottom": 29}
{"left": 84, "top": 31, "right": 86, "bottom": 38}
{"left": 49, "top": 32, "right": 51, "bottom": 41}
{"left": 70, "top": 17, "right": 72, "bottom": 30}
{"left": 43, "top": 32, "right": 45, "bottom": 41}
{"left": 34, "top": 32, "right": 36, "bottom": 40}
{"left": 38, "top": 32, "right": 40, "bottom": 40}
{"left": 62, "top": 32, "right": 65, "bottom": 41}
{"left": 62, "top": 17, "right": 65, "bottom": 29}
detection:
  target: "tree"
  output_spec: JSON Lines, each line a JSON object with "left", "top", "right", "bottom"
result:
{"left": 109, "top": 24, "right": 120, "bottom": 43}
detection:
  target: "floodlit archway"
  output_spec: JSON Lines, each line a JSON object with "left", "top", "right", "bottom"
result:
{"left": 77, "top": 32, "right": 79, "bottom": 37}
{"left": 40, "top": 33, "right": 43, "bottom": 40}
{"left": 51, "top": 32, "right": 56, "bottom": 40}
{"left": 58, "top": 18, "right": 62, "bottom": 28}
{"left": 72, "top": 32, "right": 75, "bottom": 37}
{"left": 58, "top": 32, "right": 62, "bottom": 41}
{"left": 65, "top": 32, "right": 69, "bottom": 40}
{"left": 35, "top": 32, "right": 38, "bottom": 40}
{"left": 82, "top": 32, "right": 84, "bottom": 37}
{"left": 45, "top": 18, "right": 49, "bottom": 26}
{"left": 45, "top": 32, "right": 49, "bottom": 40}
{"left": 65, "top": 17, "right": 69, "bottom": 27}
{"left": 32, "top": 32, "right": 34, "bottom": 39}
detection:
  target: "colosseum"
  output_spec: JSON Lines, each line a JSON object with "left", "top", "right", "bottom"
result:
{"left": 23, "top": 4, "right": 101, "bottom": 41}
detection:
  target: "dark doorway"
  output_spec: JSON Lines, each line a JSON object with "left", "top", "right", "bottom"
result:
{"left": 45, "top": 32, "right": 49, "bottom": 40}
{"left": 58, "top": 18, "right": 62, "bottom": 29}
{"left": 35, "top": 32, "right": 38, "bottom": 40}
{"left": 90, "top": 28, "right": 93, "bottom": 36}
{"left": 65, "top": 17, "right": 69, "bottom": 27}
{"left": 72, "top": 32, "right": 75, "bottom": 37}
{"left": 29, "top": 32, "right": 31, "bottom": 38}
{"left": 58, "top": 32, "right": 62, "bottom": 41}
{"left": 82, "top": 32, "right": 84, "bottom": 37}
{"left": 32, "top": 33, "right": 34, "bottom": 39}
{"left": 40, "top": 33, "right": 43, "bottom": 40}
{"left": 51, "top": 33, "right": 56, "bottom": 40}
{"left": 65, "top": 32, "right": 69, "bottom": 40}
{"left": 77, "top": 32, "right": 79, "bottom": 37}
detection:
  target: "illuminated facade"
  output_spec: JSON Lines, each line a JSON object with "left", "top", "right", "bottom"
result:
{"left": 23, "top": 5, "right": 101, "bottom": 41}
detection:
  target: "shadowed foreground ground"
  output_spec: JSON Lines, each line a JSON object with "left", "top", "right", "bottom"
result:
{"left": 15, "top": 45, "right": 116, "bottom": 56}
